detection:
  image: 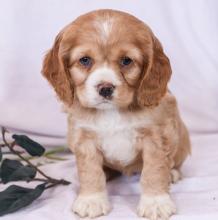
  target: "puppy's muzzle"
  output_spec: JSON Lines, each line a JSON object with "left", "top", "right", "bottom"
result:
{"left": 97, "top": 83, "right": 115, "bottom": 99}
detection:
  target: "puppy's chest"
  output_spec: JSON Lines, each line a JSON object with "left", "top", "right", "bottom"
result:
{"left": 77, "top": 111, "right": 152, "bottom": 166}
{"left": 97, "top": 115, "right": 137, "bottom": 166}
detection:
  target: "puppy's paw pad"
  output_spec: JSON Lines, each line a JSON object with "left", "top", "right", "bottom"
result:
{"left": 171, "top": 169, "right": 182, "bottom": 183}
{"left": 137, "top": 194, "right": 176, "bottom": 220}
{"left": 72, "top": 192, "right": 111, "bottom": 218}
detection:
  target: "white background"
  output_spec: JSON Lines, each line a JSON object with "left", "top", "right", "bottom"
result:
{"left": 0, "top": 0, "right": 218, "bottom": 145}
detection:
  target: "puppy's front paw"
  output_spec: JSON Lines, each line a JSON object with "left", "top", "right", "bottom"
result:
{"left": 72, "top": 191, "right": 111, "bottom": 218}
{"left": 137, "top": 193, "right": 176, "bottom": 220}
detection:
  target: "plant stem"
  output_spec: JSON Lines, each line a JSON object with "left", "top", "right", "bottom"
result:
{"left": 2, "top": 150, "right": 24, "bottom": 155}
{"left": 29, "top": 178, "right": 49, "bottom": 183}
{"left": 2, "top": 129, "right": 52, "bottom": 181}
{"left": 31, "top": 178, "right": 69, "bottom": 185}
{"left": 45, "top": 179, "right": 70, "bottom": 189}
{"left": 44, "top": 155, "right": 67, "bottom": 161}
{"left": 0, "top": 178, "right": 48, "bottom": 184}
{"left": 1, "top": 127, "right": 70, "bottom": 185}
{"left": 43, "top": 147, "right": 67, "bottom": 156}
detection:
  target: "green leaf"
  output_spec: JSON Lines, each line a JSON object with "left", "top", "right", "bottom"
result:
{"left": 0, "top": 159, "right": 36, "bottom": 184}
{"left": 0, "top": 183, "right": 46, "bottom": 216}
{"left": 12, "top": 135, "right": 45, "bottom": 156}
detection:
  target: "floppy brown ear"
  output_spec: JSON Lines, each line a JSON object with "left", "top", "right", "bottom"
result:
{"left": 137, "top": 35, "right": 172, "bottom": 107}
{"left": 41, "top": 33, "right": 74, "bottom": 106}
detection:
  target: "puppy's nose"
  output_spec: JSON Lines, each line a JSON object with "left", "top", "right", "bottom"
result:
{"left": 97, "top": 83, "right": 115, "bottom": 99}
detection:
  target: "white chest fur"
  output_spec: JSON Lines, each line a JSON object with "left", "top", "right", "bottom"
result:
{"left": 75, "top": 109, "right": 152, "bottom": 166}
{"left": 97, "top": 110, "right": 138, "bottom": 165}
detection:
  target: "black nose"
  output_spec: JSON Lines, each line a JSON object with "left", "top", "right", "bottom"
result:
{"left": 97, "top": 83, "right": 115, "bottom": 98}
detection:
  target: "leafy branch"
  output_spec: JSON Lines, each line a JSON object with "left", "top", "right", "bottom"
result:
{"left": 0, "top": 127, "right": 70, "bottom": 216}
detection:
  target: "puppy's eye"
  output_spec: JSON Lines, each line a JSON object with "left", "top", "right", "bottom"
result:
{"left": 120, "top": 57, "right": 133, "bottom": 66}
{"left": 79, "top": 56, "right": 92, "bottom": 67}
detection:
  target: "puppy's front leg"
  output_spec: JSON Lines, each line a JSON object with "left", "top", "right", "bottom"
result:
{"left": 72, "top": 134, "right": 111, "bottom": 218}
{"left": 137, "top": 142, "right": 176, "bottom": 220}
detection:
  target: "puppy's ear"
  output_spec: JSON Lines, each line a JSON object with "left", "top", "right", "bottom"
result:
{"left": 137, "top": 34, "right": 171, "bottom": 107}
{"left": 42, "top": 33, "right": 74, "bottom": 106}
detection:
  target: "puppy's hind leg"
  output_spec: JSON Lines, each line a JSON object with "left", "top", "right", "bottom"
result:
{"left": 170, "top": 168, "right": 182, "bottom": 183}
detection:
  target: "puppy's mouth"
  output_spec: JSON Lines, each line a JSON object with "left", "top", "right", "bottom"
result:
{"left": 96, "top": 100, "right": 111, "bottom": 105}
{"left": 95, "top": 99, "right": 115, "bottom": 109}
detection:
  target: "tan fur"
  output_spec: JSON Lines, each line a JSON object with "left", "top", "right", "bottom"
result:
{"left": 42, "top": 9, "right": 191, "bottom": 219}
{"left": 73, "top": 129, "right": 106, "bottom": 195}
{"left": 42, "top": 33, "right": 75, "bottom": 106}
{"left": 137, "top": 36, "right": 172, "bottom": 107}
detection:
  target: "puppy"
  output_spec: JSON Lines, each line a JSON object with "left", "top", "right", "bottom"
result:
{"left": 42, "top": 9, "right": 190, "bottom": 220}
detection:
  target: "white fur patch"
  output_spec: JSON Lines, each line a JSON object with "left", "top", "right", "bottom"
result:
{"left": 72, "top": 191, "right": 111, "bottom": 218}
{"left": 101, "top": 20, "right": 112, "bottom": 38}
{"left": 97, "top": 110, "right": 137, "bottom": 165}
{"left": 75, "top": 109, "right": 152, "bottom": 166}
{"left": 171, "top": 169, "right": 181, "bottom": 183}
{"left": 137, "top": 193, "right": 176, "bottom": 219}
{"left": 87, "top": 66, "right": 121, "bottom": 87}
{"left": 84, "top": 67, "right": 121, "bottom": 109}
{"left": 95, "top": 18, "right": 113, "bottom": 42}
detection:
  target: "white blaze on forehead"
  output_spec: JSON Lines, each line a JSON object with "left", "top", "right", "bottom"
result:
{"left": 95, "top": 18, "right": 114, "bottom": 42}
{"left": 86, "top": 67, "right": 121, "bottom": 87}
{"left": 102, "top": 20, "right": 113, "bottom": 36}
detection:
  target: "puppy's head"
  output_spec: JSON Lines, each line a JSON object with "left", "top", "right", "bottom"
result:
{"left": 42, "top": 10, "right": 171, "bottom": 109}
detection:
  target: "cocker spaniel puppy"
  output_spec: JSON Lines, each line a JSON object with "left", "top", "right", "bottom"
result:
{"left": 42, "top": 9, "right": 190, "bottom": 220}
